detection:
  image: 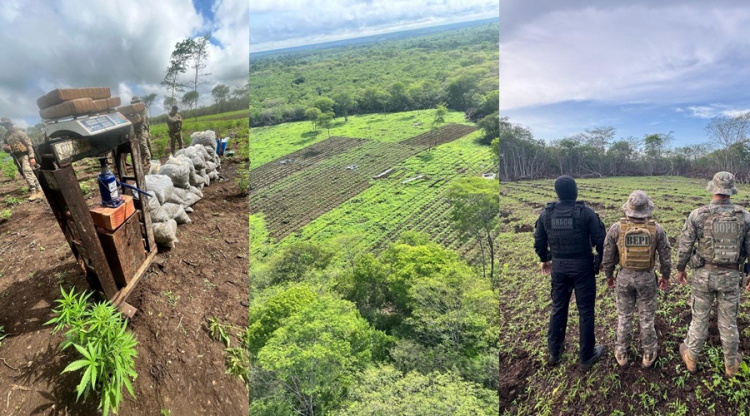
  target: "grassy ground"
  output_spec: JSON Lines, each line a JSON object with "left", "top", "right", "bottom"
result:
{"left": 500, "top": 176, "right": 750, "bottom": 415}
{"left": 249, "top": 109, "right": 470, "bottom": 168}
{"left": 148, "top": 111, "right": 249, "bottom": 160}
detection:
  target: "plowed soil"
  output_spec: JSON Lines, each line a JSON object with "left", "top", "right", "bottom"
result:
{"left": 0, "top": 155, "right": 248, "bottom": 415}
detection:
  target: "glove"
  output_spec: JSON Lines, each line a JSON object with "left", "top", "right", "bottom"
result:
{"left": 593, "top": 254, "right": 601, "bottom": 275}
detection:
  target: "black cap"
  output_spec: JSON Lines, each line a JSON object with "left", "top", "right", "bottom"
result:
{"left": 171, "top": 106, "right": 178, "bottom": 111}
{"left": 554, "top": 175, "right": 577, "bottom": 201}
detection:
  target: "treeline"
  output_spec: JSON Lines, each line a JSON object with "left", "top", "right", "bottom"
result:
{"left": 249, "top": 22, "right": 498, "bottom": 128}
{"left": 498, "top": 114, "right": 750, "bottom": 182}
{"left": 150, "top": 83, "right": 249, "bottom": 124}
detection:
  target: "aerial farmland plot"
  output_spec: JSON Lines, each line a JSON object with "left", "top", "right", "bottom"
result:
{"left": 499, "top": 176, "right": 750, "bottom": 415}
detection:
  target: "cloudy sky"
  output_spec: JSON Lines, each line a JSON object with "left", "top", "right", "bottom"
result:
{"left": 250, "top": 0, "right": 498, "bottom": 53}
{"left": 500, "top": 1, "right": 750, "bottom": 146}
{"left": 0, "top": 0, "right": 248, "bottom": 127}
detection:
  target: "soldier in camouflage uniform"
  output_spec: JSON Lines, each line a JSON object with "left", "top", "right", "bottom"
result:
{"left": 166, "top": 105, "right": 183, "bottom": 155}
{"left": 130, "top": 96, "right": 152, "bottom": 163}
{"left": 676, "top": 172, "right": 750, "bottom": 377}
{"left": 602, "top": 190, "right": 671, "bottom": 368}
{"left": 1, "top": 117, "right": 43, "bottom": 201}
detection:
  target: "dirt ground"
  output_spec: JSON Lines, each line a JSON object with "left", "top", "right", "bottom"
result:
{"left": 0, "top": 155, "right": 249, "bottom": 415}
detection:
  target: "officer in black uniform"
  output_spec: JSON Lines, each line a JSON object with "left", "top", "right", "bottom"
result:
{"left": 534, "top": 175, "right": 607, "bottom": 370}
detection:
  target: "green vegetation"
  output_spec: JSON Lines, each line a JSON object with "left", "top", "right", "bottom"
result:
{"left": 46, "top": 287, "right": 138, "bottom": 416}
{"left": 149, "top": 111, "right": 249, "bottom": 160}
{"left": 0, "top": 154, "right": 16, "bottom": 180}
{"left": 499, "top": 176, "right": 750, "bottom": 414}
{"left": 246, "top": 20, "right": 499, "bottom": 415}
{"left": 249, "top": 21, "right": 498, "bottom": 127}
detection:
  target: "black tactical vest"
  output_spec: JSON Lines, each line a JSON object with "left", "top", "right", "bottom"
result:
{"left": 544, "top": 201, "right": 590, "bottom": 258}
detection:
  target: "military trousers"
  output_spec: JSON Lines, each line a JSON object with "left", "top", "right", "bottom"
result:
{"left": 615, "top": 269, "right": 658, "bottom": 355}
{"left": 548, "top": 257, "right": 597, "bottom": 363}
{"left": 13, "top": 154, "right": 40, "bottom": 193}
{"left": 136, "top": 129, "right": 151, "bottom": 162}
{"left": 169, "top": 131, "right": 183, "bottom": 155}
{"left": 684, "top": 267, "right": 741, "bottom": 364}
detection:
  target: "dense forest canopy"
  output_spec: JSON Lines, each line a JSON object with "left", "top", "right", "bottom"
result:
{"left": 248, "top": 21, "right": 499, "bottom": 127}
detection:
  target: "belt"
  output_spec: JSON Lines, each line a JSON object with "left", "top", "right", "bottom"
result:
{"left": 703, "top": 263, "right": 739, "bottom": 271}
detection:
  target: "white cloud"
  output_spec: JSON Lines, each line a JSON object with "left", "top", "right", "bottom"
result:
{"left": 500, "top": 3, "right": 750, "bottom": 111}
{"left": 0, "top": 0, "right": 248, "bottom": 125}
{"left": 250, "top": 0, "right": 497, "bottom": 52}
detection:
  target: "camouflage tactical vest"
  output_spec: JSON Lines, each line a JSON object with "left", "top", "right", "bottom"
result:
{"left": 544, "top": 201, "right": 590, "bottom": 258}
{"left": 5, "top": 132, "right": 27, "bottom": 154}
{"left": 697, "top": 207, "right": 745, "bottom": 265}
{"left": 617, "top": 218, "right": 656, "bottom": 270}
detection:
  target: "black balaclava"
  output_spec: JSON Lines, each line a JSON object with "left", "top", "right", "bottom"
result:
{"left": 554, "top": 175, "right": 578, "bottom": 201}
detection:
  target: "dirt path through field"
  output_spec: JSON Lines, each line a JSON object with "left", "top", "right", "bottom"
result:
{"left": 0, "top": 157, "right": 248, "bottom": 415}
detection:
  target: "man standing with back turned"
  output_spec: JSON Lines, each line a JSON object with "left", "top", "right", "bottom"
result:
{"left": 534, "top": 175, "right": 607, "bottom": 370}
{"left": 166, "top": 105, "right": 183, "bottom": 155}
{"left": 602, "top": 190, "right": 671, "bottom": 368}
{"left": 677, "top": 172, "right": 750, "bottom": 376}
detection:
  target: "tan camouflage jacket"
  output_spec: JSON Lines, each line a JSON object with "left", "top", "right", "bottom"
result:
{"left": 166, "top": 112, "right": 182, "bottom": 133}
{"left": 2, "top": 129, "right": 35, "bottom": 159}
{"left": 602, "top": 219, "right": 671, "bottom": 279}
{"left": 676, "top": 199, "right": 750, "bottom": 271}
{"left": 133, "top": 107, "right": 149, "bottom": 134}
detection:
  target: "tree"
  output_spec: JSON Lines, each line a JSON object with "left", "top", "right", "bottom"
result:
{"left": 332, "top": 91, "right": 355, "bottom": 122}
{"left": 181, "top": 91, "right": 199, "bottom": 120}
{"left": 388, "top": 81, "right": 410, "bottom": 112}
{"left": 705, "top": 112, "right": 750, "bottom": 173}
{"left": 318, "top": 111, "right": 334, "bottom": 137}
{"left": 477, "top": 111, "right": 499, "bottom": 145}
{"left": 141, "top": 93, "right": 157, "bottom": 117}
{"left": 407, "top": 80, "right": 440, "bottom": 114}
{"left": 334, "top": 366, "right": 497, "bottom": 416}
{"left": 256, "top": 295, "right": 390, "bottom": 415}
{"left": 163, "top": 96, "right": 177, "bottom": 113}
{"left": 313, "top": 97, "right": 335, "bottom": 114}
{"left": 161, "top": 39, "right": 193, "bottom": 101}
{"left": 188, "top": 34, "right": 212, "bottom": 101}
{"left": 359, "top": 88, "right": 390, "bottom": 114}
{"left": 304, "top": 107, "right": 322, "bottom": 132}
{"left": 445, "top": 74, "right": 479, "bottom": 111}
{"left": 211, "top": 84, "right": 230, "bottom": 109}
{"left": 447, "top": 177, "right": 500, "bottom": 284}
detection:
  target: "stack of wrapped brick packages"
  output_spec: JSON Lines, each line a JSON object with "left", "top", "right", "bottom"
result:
{"left": 37, "top": 87, "right": 120, "bottom": 120}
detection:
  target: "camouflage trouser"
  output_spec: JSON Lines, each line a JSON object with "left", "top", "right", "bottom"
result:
{"left": 615, "top": 269, "right": 658, "bottom": 355}
{"left": 14, "top": 154, "right": 40, "bottom": 193}
{"left": 684, "top": 267, "right": 741, "bottom": 364}
{"left": 136, "top": 129, "right": 151, "bottom": 162}
{"left": 169, "top": 130, "right": 183, "bottom": 155}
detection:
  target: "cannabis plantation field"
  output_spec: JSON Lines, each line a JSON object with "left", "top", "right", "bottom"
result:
{"left": 250, "top": 110, "right": 492, "bottom": 255}
{"left": 500, "top": 176, "right": 750, "bottom": 415}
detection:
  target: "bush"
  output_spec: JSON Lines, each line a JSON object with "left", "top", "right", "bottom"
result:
{"left": 46, "top": 287, "right": 138, "bottom": 416}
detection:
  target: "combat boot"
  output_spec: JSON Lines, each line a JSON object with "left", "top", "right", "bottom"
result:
{"left": 725, "top": 352, "right": 743, "bottom": 377}
{"left": 581, "top": 345, "right": 604, "bottom": 371}
{"left": 642, "top": 350, "right": 657, "bottom": 368}
{"left": 28, "top": 190, "right": 43, "bottom": 201}
{"left": 679, "top": 343, "right": 697, "bottom": 373}
{"left": 614, "top": 348, "right": 628, "bottom": 366}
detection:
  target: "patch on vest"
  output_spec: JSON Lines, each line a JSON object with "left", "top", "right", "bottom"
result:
{"left": 625, "top": 233, "right": 651, "bottom": 247}
{"left": 551, "top": 217, "right": 573, "bottom": 230}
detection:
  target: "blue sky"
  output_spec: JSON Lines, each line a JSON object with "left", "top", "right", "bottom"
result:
{"left": 0, "top": 0, "right": 247, "bottom": 126}
{"left": 250, "top": 0, "right": 498, "bottom": 52}
{"left": 500, "top": 0, "right": 750, "bottom": 147}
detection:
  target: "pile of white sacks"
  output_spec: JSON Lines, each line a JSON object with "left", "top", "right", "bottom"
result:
{"left": 142, "top": 130, "right": 221, "bottom": 247}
